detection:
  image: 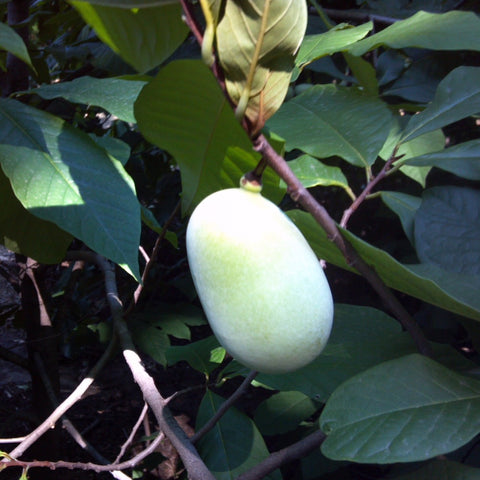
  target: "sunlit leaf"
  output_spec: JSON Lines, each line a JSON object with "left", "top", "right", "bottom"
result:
{"left": 0, "top": 168, "right": 72, "bottom": 263}
{"left": 216, "top": 0, "right": 307, "bottom": 129}
{"left": 72, "top": 1, "right": 188, "bottom": 73}
{"left": 349, "top": 11, "right": 480, "bottom": 56}
{"left": 135, "top": 60, "right": 256, "bottom": 214}
{"left": 0, "top": 98, "right": 140, "bottom": 278}
{"left": 296, "top": 22, "right": 372, "bottom": 71}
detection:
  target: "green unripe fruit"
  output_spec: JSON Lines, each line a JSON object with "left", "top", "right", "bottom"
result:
{"left": 186, "top": 181, "right": 334, "bottom": 374}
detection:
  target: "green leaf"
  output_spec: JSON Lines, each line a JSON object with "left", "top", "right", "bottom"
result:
{"left": 343, "top": 52, "right": 379, "bottom": 96}
{"left": 320, "top": 354, "right": 480, "bottom": 463}
{"left": 0, "top": 98, "right": 140, "bottom": 279}
{"left": 135, "top": 60, "right": 254, "bottom": 214}
{"left": 380, "top": 191, "right": 421, "bottom": 244}
{"left": 0, "top": 22, "right": 34, "bottom": 70}
{"left": 380, "top": 117, "right": 445, "bottom": 186}
{"left": 253, "top": 391, "right": 318, "bottom": 436}
{"left": 394, "top": 459, "right": 480, "bottom": 480}
{"left": 166, "top": 335, "right": 221, "bottom": 375}
{"left": 140, "top": 205, "right": 178, "bottom": 249}
{"left": 130, "top": 322, "right": 170, "bottom": 366}
{"left": 196, "top": 390, "right": 281, "bottom": 480}
{"left": 133, "top": 303, "right": 206, "bottom": 342}
{"left": 0, "top": 168, "right": 72, "bottom": 263}
{"left": 348, "top": 11, "right": 480, "bottom": 57}
{"left": 216, "top": 0, "right": 307, "bottom": 126}
{"left": 255, "top": 305, "right": 414, "bottom": 402}
{"left": 403, "top": 139, "right": 480, "bottom": 180}
{"left": 78, "top": 0, "right": 178, "bottom": 6}
{"left": 288, "top": 209, "right": 480, "bottom": 320}
{"left": 255, "top": 304, "right": 471, "bottom": 402}
{"left": 296, "top": 22, "right": 372, "bottom": 71}
{"left": 71, "top": 2, "right": 188, "bottom": 73}
{"left": 267, "top": 85, "right": 393, "bottom": 167}
{"left": 22, "top": 77, "right": 147, "bottom": 123}
{"left": 285, "top": 154, "right": 354, "bottom": 199}
{"left": 414, "top": 186, "right": 480, "bottom": 276}
{"left": 401, "top": 67, "right": 480, "bottom": 143}
{"left": 89, "top": 134, "right": 131, "bottom": 166}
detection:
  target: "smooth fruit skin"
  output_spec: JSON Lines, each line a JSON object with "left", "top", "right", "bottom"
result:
{"left": 186, "top": 186, "right": 334, "bottom": 374}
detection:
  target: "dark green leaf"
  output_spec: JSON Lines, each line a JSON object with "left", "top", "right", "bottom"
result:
{"left": 0, "top": 22, "right": 34, "bottom": 70}
{"left": 0, "top": 168, "right": 72, "bottom": 263}
{"left": 140, "top": 206, "right": 178, "bottom": 249}
{"left": 196, "top": 390, "right": 281, "bottom": 480}
{"left": 0, "top": 98, "right": 140, "bottom": 279}
{"left": 268, "top": 85, "right": 393, "bottom": 167}
{"left": 394, "top": 459, "right": 480, "bottom": 480}
{"left": 77, "top": 0, "right": 177, "bottom": 6}
{"left": 403, "top": 139, "right": 480, "bottom": 180}
{"left": 135, "top": 60, "right": 254, "bottom": 214}
{"left": 89, "top": 134, "right": 131, "bottom": 166}
{"left": 320, "top": 354, "right": 480, "bottom": 463}
{"left": 414, "top": 186, "right": 480, "bottom": 276}
{"left": 288, "top": 210, "right": 480, "bottom": 320}
{"left": 255, "top": 304, "right": 415, "bottom": 402}
{"left": 401, "top": 67, "right": 480, "bottom": 143}
{"left": 130, "top": 322, "right": 170, "bottom": 366}
{"left": 254, "top": 391, "right": 318, "bottom": 436}
{"left": 23, "top": 77, "right": 147, "bottom": 123}
{"left": 380, "top": 191, "right": 421, "bottom": 244}
{"left": 166, "top": 335, "right": 221, "bottom": 375}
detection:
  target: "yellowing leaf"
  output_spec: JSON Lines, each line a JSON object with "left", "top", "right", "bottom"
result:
{"left": 216, "top": 0, "right": 307, "bottom": 131}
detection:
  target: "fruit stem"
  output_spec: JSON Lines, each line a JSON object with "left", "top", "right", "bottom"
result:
{"left": 240, "top": 167, "right": 264, "bottom": 192}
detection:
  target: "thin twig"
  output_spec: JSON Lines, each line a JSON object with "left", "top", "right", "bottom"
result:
{"left": 78, "top": 252, "right": 215, "bottom": 480}
{"left": 191, "top": 370, "right": 258, "bottom": 444}
{"left": 0, "top": 437, "right": 27, "bottom": 444}
{"left": 125, "top": 199, "right": 181, "bottom": 315}
{"left": 253, "top": 135, "right": 432, "bottom": 357}
{"left": 2, "top": 431, "right": 166, "bottom": 474}
{"left": 0, "top": 344, "right": 29, "bottom": 370}
{"left": 114, "top": 402, "right": 149, "bottom": 464}
{"left": 237, "top": 429, "right": 327, "bottom": 480}
{"left": 7, "top": 334, "right": 118, "bottom": 459}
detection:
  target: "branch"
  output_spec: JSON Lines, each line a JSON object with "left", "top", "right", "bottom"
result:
{"left": 0, "top": 344, "right": 29, "bottom": 370}
{"left": 69, "top": 251, "right": 215, "bottom": 480}
{"left": 191, "top": 370, "right": 258, "bottom": 444}
{"left": 125, "top": 199, "right": 181, "bottom": 315}
{"left": 340, "top": 148, "right": 403, "bottom": 228}
{"left": 253, "top": 135, "right": 432, "bottom": 357}
{"left": 113, "top": 402, "right": 149, "bottom": 464}
{"left": 1, "top": 431, "right": 166, "bottom": 474}
{"left": 7, "top": 334, "right": 117, "bottom": 459}
{"left": 237, "top": 429, "right": 326, "bottom": 480}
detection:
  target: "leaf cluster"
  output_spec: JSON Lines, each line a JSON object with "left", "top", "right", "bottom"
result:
{"left": 1, "top": 1, "right": 480, "bottom": 479}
